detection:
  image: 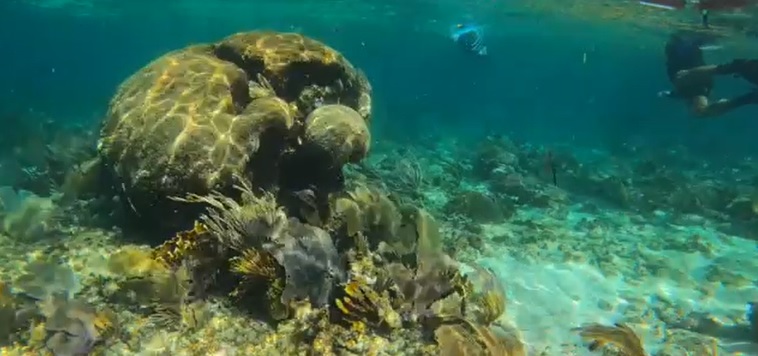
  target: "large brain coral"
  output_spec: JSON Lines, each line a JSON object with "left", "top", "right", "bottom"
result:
{"left": 98, "top": 31, "right": 372, "bottom": 231}
{"left": 304, "top": 104, "right": 370, "bottom": 167}
{"left": 213, "top": 31, "right": 372, "bottom": 120}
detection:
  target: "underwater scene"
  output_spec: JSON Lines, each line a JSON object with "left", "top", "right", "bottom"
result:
{"left": 2, "top": 0, "right": 758, "bottom": 355}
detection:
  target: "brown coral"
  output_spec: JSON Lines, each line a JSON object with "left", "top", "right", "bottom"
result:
{"left": 230, "top": 248, "right": 289, "bottom": 320}
{"left": 98, "top": 31, "right": 372, "bottom": 232}
{"left": 230, "top": 248, "right": 280, "bottom": 279}
{"left": 467, "top": 266, "right": 506, "bottom": 326}
{"left": 213, "top": 31, "right": 372, "bottom": 120}
{"left": 152, "top": 220, "right": 212, "bottom": 268}
{"left": 99, "top": 49, "right": 258, "bottom": 220}
{"left": 173, "top": 179, "right": 287, "bottom": 251}
{"left": 304, "top": 104, "right": 371, "bottom": 167}
{"left": 435, "top": 320, "right": 525, "bottom": 356}
{"left": 109, "top": 246, "right": 169, "bottom": 278}
{"left": 575, "top": 322, "right": 647, "bottom": 356}
{"left": 333, "top": 280, "right": 401, "bottom": 330}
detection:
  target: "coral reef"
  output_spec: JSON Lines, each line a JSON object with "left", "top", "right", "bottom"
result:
{"left": 97, "top": 30, "right": 373, "bottom": 233}
{"left": 0, "top": 110, "right": 96, "bottom": 198}
{"left": 3, "top": 24, "right": 757, "bottom": 356}
{"left": 1, "top": 193, "right": 61, "bottom": 242}
{"left": 136, "top": 173, "right": 519, "bottom": 354}
{"left": 1, "top": 126, "right": 752, "bottom": 354}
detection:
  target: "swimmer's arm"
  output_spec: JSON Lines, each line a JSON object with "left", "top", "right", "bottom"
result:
{"left": 679, "top": 61, "right": 748, "bottom": 79}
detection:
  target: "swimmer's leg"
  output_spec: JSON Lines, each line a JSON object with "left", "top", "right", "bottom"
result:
{"left": 678, "top": 61, "right": 747, "bottom": 81}
{"left": 690, "top": 91, "right": 758, "bottom": 118}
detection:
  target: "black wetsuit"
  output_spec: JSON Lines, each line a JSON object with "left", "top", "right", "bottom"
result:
{"left": 736, "top": 59, "right": 758, "bottom": 86}
{"left": 457, "top": 31, "right": 479, "bottom": 52}
{"left": 454, "top": 27, "right": 486, "bottom": 56}
{"left": 665, "top": 33, "right": 713, "bottom": 98}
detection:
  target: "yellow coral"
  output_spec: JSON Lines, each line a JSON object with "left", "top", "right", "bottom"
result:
{"left": 475, "top": 290, "right": 505, "bottom": 326}
{"left": 350, "top": 320, "right": 367, "bottom": 334}
{"left": 93, "top": 308, "right": 119, "bottom": 338}
{"left": 266, "top": 278, "right": 288, "bottom": 320}
{"left": 229, "top": 248, "right": 289, "bottom": 320}
{"left": 152, "top": 221, "right": 209, "bottom": 268}
{"left": 334, "top": 280, "right": 401, "bottom": 330}
{"left": 174, "top": 179, "right": 287, "bottom": 250}
{"left": 230, "top": 248, "right": 279, "bottom": 279}
{"left": 466, "top": 267, "right": 505, "bottom": 326}
{"left": 109, "top": 246, "right": 168, "bottom": 278}
{"left": 28, "top": 322, "right": 47, "bottom": 345}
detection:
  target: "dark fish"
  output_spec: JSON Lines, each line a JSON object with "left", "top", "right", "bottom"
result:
{"left": 544, "top": 150, "right": 558, "bottom": 186}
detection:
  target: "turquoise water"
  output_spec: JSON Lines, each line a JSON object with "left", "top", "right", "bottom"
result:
{"left": 1, "top": 0, "right": 758, "bottom": 355}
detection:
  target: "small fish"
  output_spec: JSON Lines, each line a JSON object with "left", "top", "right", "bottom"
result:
{"left": 544, "top": 150, "right": 558, "bottom": 186}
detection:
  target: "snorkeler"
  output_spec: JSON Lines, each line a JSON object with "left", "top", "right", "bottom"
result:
{"left": 658, "top": 31, "right": 758, "bottom": 118}
{"left": 450, "top": 23, "right": 488, "bottom": 56}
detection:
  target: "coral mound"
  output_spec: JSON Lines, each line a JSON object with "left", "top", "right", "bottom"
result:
{"left": 99, "top": 50, "right": 257, "bottom": 206}
{"left": 97, "top": 31, "right": 373, "bottom": 231}
{"left": 305, "top": 104, "right": 371, "bottom": 166}
{"left": 213, "top": 31, "right": 372, "bottom": 120}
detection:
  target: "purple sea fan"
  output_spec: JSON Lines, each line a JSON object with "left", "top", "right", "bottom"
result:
{"left": 265, "top": 219, "right": 346, "bottom": 307}
{"left": 43, "top": 299, "right": 100, "bottom": 356}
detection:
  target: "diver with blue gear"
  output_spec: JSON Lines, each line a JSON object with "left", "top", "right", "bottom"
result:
{"left": 450, "top": 22, "right": 488, "bottom": 56}
{"left": 659, "top": 30, "right": 758, "bottom": 118}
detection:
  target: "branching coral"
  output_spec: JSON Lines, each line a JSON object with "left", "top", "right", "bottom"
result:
{"left": 230, "top": 248, "right": 289, "bottom": 320}
{"left": 386, "top": 261, "right": 472, "bottom": 324}
{"left": 146, "top": 263, "right": 202, "bottom": 330}
{"left": 231, "top": 248, "right": 279, "bottom": 279}
{"left": 333, "top": 280, "right": 401, "bottom": 330}
{"left": 175, "top": 177, "right": 345, "bottom": 309}
{"left": 152, "top": 221, "right": 210, "bottom": 268}
{"left": 172, "top": 177, "right": 288, "bottom": 250}
{"left": 106, "top": 244, "right": 199, "bottom": 330}
{"left": 574, "top": 322, "right": 647, "bottom": 356}
{"left": 378, "top": 153, "right": 428, "bottom": 202}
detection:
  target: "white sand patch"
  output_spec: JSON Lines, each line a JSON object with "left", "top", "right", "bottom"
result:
{"left": 472, "top": 205, "right": 758, "bottom": 353}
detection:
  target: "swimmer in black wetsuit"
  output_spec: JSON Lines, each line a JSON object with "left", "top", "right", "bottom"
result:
{"left": 450, "top": 23, "right": 488, "bottom": 56}
{"left": 659, "top": 31, "right": 758, "bottom": 118}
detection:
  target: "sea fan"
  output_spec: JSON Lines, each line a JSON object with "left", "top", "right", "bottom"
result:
{"left": 574, "top": 322, "right": 647, "bottom": 356}
{"left": 268, "top": 219, "right": 346, "bottom": 307}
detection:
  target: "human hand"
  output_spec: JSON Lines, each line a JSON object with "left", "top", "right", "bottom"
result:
{"left": 657, "top": 90, "right": 673, "bottom": 98}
